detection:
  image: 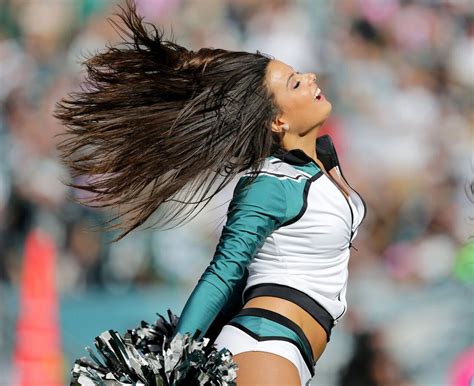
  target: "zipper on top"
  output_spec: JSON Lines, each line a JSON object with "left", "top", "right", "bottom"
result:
{"left": 315, "top": 134, "right": 368, "bottom": 226}
{"left": 337, "top": 166, "right": 368, "bottom": 225}
{"left": 310, "top": 160, "right": 356, "bottom": 249}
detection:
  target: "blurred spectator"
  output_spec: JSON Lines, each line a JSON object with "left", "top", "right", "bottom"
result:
{"left": 337, "top": 330, "right": 415, "bottom": 386}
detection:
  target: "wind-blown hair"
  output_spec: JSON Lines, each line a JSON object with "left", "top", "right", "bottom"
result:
{"left": 54, "top": 0, "right": 280, "bottom": 241}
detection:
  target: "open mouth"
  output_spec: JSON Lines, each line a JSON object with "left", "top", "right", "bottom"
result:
{"left": 313, "top": 87, "right": 322, "bottom": 101}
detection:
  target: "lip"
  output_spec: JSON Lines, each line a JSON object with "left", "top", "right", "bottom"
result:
{"left": 313, "top": 85, "right": 323, "bottom": 101}
{"left": 313, "top": 87, "right": 324, "bottom": 102}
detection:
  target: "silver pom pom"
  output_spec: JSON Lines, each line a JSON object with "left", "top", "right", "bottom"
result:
{"left": 70, "top": 308, "right": 238, "bottom": 386}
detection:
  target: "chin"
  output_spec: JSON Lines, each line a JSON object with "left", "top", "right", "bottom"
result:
{"left": 314, "top": 101, "right": 332, "bottom": 126}
{"left": 302, "top": 99, "right": 333, "bottom": 130}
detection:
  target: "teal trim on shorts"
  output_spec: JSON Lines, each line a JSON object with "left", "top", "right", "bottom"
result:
{"left": 229, "top": 314, "right": 314, "bottom": 367}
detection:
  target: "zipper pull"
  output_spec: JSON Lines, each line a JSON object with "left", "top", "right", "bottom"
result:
{"left": 349, "top": 242, "right": 359, "bottom": 251}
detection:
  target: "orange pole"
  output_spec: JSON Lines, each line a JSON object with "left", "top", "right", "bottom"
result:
{"left": 12, "top": 228, "right": 63, "bottom": 385}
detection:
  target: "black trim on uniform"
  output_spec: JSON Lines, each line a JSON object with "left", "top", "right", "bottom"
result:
{"left": 227, "top": 322, "right": 316, "bottom": 377}
{"left": 229, "top": 307, "right": 315, "bottom": 377}
{"left": 317, "top": 134, "right": 368, "bottom": 225}
{"left": 334, "top": 304, "right": 346, "bottom": 321}
{"left": 272, "top": 134, "right": 367, "bottom": 227}
{"left": 338, "top": 166, "right": 368, "bottom": 225}
{"left": 242, "top": 283, "right": 334, "bottom": 342}
{"left": 281, "top": 171, "right": 323, "bottom": 227}
{"left": 271, "top": 134, "right": 337, "bottom": 168}
{"left": 236, "top": 307, "right": 314, "bottom": 359}
{"left": 315, "top": 134, "right": 339, "bottom": 172}
{"left": 272, "top": 147, "right": 315, "bottom": 166}
{"left": 245, "top": 171, "right": 310, "bottom": 181}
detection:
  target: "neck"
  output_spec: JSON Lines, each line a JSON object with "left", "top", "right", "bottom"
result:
{"left": 281, "top": 124, "right": 321, "bottom": 162}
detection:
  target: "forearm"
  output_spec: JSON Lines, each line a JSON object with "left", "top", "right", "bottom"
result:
{"left": 174, "top": 278, "right": 227, "bottom": 340}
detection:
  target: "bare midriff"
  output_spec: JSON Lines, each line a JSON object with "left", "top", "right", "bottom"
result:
{"left": 242, "top": 296, "right": 329, "bottom": 362}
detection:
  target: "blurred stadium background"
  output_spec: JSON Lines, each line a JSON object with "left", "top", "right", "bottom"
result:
{"left": 0, "top": 0, "right": 473, "bottom": 385}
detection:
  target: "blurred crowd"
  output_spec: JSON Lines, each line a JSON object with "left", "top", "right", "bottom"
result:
{"left": 0, "top": 0, "right": 472, "bottom": 385}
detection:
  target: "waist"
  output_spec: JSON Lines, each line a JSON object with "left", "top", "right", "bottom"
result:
{"left": 244, "top": 276, "right": 348, "bottom": 321}
{"left": 228, "top": 308, "right": 316, "bottom": 376}
{"left": 242, "top": 283, "right": 335, "bottom": 360}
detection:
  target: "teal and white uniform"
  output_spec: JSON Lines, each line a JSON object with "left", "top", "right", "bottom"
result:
{"left": 174, "top": 134, "right": 366, "bottom": 381}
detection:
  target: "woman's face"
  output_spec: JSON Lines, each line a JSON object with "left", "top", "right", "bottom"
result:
{"left": 265, "top": 60, "right": 332, "bottom": 134}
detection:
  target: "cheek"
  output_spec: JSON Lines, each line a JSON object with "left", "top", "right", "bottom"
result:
{"left": 285, "top": 91, "right": 316, "bottom": 117}
{"left": 279, "top": 91, "right": 310, "bottom": 112}
{"left": 283, "top": 92, "right": 331, "bottom": 128}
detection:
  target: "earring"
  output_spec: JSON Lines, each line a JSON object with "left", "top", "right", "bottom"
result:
{"left": 282, "top": 123, "right": 289, "bottom": 132}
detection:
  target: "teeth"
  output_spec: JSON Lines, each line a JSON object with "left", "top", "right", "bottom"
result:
{"left": 313, "top": 87, "right": 321, "bottom": 100}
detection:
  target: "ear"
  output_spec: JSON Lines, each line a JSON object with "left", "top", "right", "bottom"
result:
{"left": 271, "top": 117, "right": 289, "bottom": 133}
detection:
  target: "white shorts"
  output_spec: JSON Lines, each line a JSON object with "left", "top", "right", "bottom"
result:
{"left": 213, "top": 324, "right": 313, "bottom": 386}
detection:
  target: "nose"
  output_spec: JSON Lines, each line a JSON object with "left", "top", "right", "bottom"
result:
{"left": 306, "top": 72, "right": 317, "bottom": 85}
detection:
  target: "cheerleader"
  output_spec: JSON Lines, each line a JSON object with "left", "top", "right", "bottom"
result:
{"left": 55, "top": 1, "right": 366, "bottom": 385}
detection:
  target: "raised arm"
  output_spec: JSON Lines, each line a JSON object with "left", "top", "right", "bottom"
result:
{"left": 173, "top": 173, "right": 288, "bottom": 340}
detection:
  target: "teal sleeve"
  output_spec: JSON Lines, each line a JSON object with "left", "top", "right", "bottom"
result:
{"left": 173, "top": 174, "right": 289, "bottom": 340}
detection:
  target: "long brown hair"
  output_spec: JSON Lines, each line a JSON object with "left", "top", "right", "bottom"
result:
{"left": 54, "top": 0, "right": 280, "bottom": 241}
